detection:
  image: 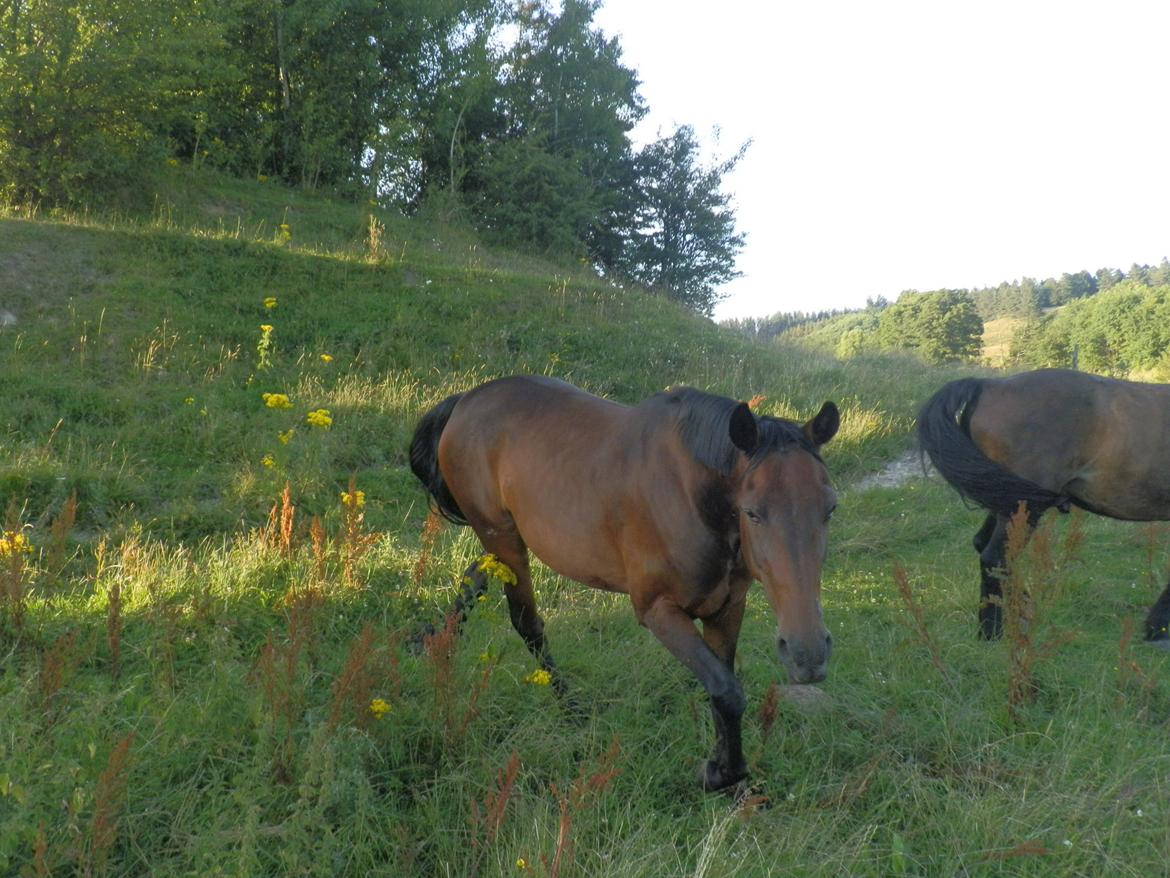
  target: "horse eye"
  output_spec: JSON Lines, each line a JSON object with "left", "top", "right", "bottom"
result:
{"left": 745, "top": 509, "right": 761, "bottom": 524}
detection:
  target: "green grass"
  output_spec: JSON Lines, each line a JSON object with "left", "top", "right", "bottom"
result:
{"left": 1, "top": 168, "right": 1168, "bottom": 876}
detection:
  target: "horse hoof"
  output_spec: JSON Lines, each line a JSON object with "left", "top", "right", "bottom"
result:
{"left": 699, "top": 760, "right": 747, "bottom": 793}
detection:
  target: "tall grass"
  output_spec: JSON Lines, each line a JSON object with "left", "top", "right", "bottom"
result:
{"left": 1, "top": 169, "right": 1168, "bottom": 875}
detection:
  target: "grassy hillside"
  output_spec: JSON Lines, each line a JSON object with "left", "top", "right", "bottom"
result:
{"left": 981, "top": 316, "right": 1025, "bottom": 367}
{"left": 1, "top": 169, "right": 1167, "bottom": 876}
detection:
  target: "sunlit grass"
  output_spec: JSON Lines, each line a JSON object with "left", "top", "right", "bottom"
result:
{"left": 2, "top": 169, "right": 1169, "bottom": 875}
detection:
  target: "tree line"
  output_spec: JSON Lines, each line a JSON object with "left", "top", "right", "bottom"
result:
{"left": 963, "top": 261, "right": 1170, "bottom": 320}
{"left": 0, "top": 0, "right": 745, "bottom": 315}
{"left": 1009, "top": 280, "right": 1170, "bottom": 378}
{"left": 728, "top": 260, "right": 1170, "bottom": 367}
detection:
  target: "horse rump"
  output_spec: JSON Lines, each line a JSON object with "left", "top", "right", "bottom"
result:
{"left": 917, "top": 377, "right": 1066, "bottom": 518}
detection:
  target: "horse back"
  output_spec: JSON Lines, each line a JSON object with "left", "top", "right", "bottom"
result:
{"left": 436, "top": 376, "right": 739, "bottom": 612}
{"left": 970, "top": 369, "right": 1170, "bottom": 520}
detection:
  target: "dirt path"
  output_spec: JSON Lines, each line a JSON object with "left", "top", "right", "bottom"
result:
{"left": 851, "top": 449, "right": 935, "bottom": 490}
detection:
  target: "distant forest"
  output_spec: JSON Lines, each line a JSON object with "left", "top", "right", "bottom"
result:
{"left": 0, "top": 0, "right": 744, "bottom": 315}
{"left": 725, "top": 259, "right": 1170, "bottom": 377}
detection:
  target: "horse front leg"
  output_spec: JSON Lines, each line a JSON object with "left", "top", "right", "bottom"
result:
{"left": 643, "top": 598, "right": 747, "bottom": 792}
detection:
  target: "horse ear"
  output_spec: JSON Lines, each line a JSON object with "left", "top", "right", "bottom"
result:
{"left": 803, "top": 401, "right": 840, "bottom": 448}
{"left": 728, "top": 402, "right": 758, "bottom": 454}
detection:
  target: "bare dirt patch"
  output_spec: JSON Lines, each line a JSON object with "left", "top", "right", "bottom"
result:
{"left": 852, "top": 449, "right": 935, "bottom": 491}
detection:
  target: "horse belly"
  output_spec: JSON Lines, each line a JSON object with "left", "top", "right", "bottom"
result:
{"left": 510, "top": 507, "right": 631, "bottom": 595}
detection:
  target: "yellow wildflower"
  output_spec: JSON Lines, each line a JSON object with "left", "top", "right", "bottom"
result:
{"left": 166, "top": 157, "right": 179, "bottom": 167}
{"left": 369, "top": 698, "right": 391, "bottom": 720}
{"left": 306, "top": 408, "right": 332, "bottom": 428}
{"left": 319, "top": 353, "right": 333, "bottom": 363}
{"left": 257, "top": 174, "right": 269, "bottom": 183}
{"left": 477, "top": 553, "right": 518, "bottom": 587}
{"left": 277, "top": 428, "right": 295, "bottom": 445}
{"left": 261, "top": 392, "right": 293, "bottom": 410}
{"left": 260, "top": 324, "right": 273, "bottom": 333}
{"left": 184, "top": 397, "right": 194, "bottom": 405}
{"left": 261, "top": 453, "right": 275, "bottom": 468}
{"left": 340, "top": 490, "right": 365, "bottom": 508}
{"left": 516, "top": 859, "right": 528, "bottom": 871}
{"left": 0, "top": 530, "right": 32, "bottom": 557}
{"left": 263, "top": 297, "right": 277, "bottom": 309}
{"left": 524, "top": 669, "right": 552, "bottom": 687}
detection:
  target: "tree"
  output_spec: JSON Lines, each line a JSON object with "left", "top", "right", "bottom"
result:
{"left": 876, "top": 290, "right": 983, "bottom": 364}
{"left": 1095, "top": 267, "right": 1123, "bottom": 291}
{"left": 456, "top": 0, "right": 643, "bottom": 261}
{"left": 619, "top": 126, "right": 747, "bottom": 316}
{"left": 1052, "top": 270, "right": 1097, "bottom": 305}
{"left": 472, "top": 133, "right": 597, "bottom": 255}
{"left": 0, "top": 0, "right": 220, "bottom": 202}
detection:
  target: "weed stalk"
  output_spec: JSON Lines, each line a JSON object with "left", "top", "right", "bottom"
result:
{"left": 467, "top": 750, "right": 521, "bottom": 877}
{"left": 892, "top": 563, "right": 952, "bottom": 683}
{"left": 1002, "top": 503, "right": 1076, "bottom": 723}
{"left": 543, "top": 735, "right": 621, "bottom": 878}
{"left": 86, "top": 731, "right": 136, "bottom": 876}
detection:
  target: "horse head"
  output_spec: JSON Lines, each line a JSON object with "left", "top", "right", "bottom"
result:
{"left": 729, "top": 401, "right": 839, "bottom": 684}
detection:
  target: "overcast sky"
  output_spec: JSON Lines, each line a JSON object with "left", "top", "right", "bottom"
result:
{"left": 593, "top": 0, "right": 1170, "bottom": 320}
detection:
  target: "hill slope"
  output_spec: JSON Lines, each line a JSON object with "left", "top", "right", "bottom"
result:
{"left": 0, "top": 168, "right": 958, "bottom": 539}
{"left": 5, "top": 171, "right": 1166, "bottom": 877}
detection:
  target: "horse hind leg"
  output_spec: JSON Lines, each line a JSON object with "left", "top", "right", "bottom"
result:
{"left": 409, "top": 552, "right": 500, "bottom": 652}
{"left": 973, "top": 513, "right": 997, "bottom": 555}
{"left": 977, "top": 514, "right": 1010, "bottom": 640}
{"left": 977, "top": 507, "right": 1044, "bottom": 640}
{"left": 479, "top": 529, "right": 569, "bottom": 697}
{"left": 1144, "top": 577, "right": 1170, "bottom": 647}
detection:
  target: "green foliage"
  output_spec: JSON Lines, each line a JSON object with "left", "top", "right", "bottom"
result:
{"left": 0, "top": 0, "right": 750, "bottom": 315}
{"left": 471, "top": 135, "right": 598, "bottom": 256}
{"left": 458, "top": 0, "right": 643, "bottom": 265}
{"left": 0, "top": 0, "right": 218, "bottom": 202}
{"left": 876, "top": 290, "right": 984, "bottom": 365}
{"left": 3, "top": 175, "right": 1170, "bottom": 876}
{"left": 1010, "top": 280, "right": 1170, "bottom": 377}
{"left": 619, "top": 126, "right": 747, "bottom": 316}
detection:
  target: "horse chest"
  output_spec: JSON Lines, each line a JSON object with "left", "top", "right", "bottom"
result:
{"left": 680, "top": 535, "right": 744, "bottom": 617}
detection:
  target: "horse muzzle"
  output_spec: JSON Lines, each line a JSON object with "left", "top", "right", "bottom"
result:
{"left": 778, "top": 631, "right": 831, "bottom": 684}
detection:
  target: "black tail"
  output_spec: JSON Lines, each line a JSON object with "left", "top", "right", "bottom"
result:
{"left": 409, "top": 392, "right": 469, "bottom": 525}
{"left": 917, "top": 378, "right": 1066, "bottom": 518}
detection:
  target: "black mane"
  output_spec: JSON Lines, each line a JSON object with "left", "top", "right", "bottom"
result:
{"left": 651, "top": 387, "right": 817, "bottom": 477}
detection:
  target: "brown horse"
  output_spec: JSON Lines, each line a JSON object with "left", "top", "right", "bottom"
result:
{"left": 410, "top": 375, "right": 839, "bottom": 791}
{"left": 918, "top": 368, "right": 1170, "bottom": 644}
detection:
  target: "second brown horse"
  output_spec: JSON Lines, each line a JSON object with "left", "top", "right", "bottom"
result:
{"left": 918, "top": 368, "right": 1170, "bottom": 644}
{"left": 410, "top": 375, "right": 839, "bottom": 791}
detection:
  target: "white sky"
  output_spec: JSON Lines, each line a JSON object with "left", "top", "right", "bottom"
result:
{"left": 593, "top": 0, "right": 1170, "bottom": 320}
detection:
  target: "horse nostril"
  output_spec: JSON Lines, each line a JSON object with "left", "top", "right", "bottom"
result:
{"left": 777, "top": 637, "right": 789, "bottom": 656}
